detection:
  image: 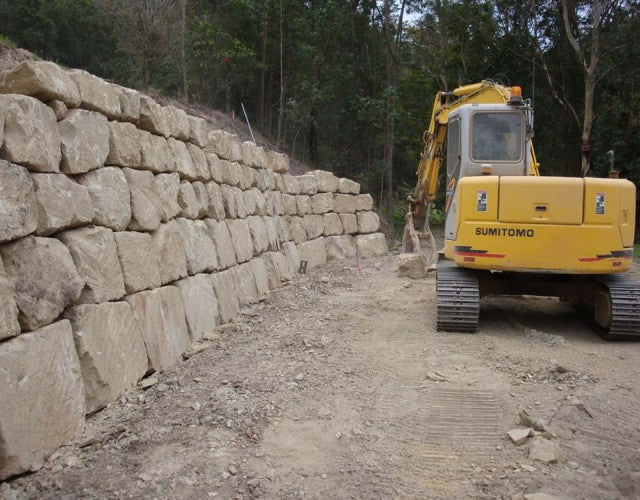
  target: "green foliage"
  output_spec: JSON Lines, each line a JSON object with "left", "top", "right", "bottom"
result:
{"left": 0, "top": 34, "right": 17, "bottom": 48}
{"left": 429, "top": 207, "right": 446, "bottom": 225}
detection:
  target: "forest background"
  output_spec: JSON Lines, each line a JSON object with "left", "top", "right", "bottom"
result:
{"left": 1, "top": 0, "right": 638, "bottom": 229}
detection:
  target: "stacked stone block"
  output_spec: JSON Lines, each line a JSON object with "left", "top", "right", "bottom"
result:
{"left": 0, "top": 60, "right": 388, "bottom": 479}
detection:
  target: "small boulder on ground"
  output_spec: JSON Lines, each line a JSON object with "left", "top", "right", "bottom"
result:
{"left": 398, "top": 253, "right": 428, "bottom": 279}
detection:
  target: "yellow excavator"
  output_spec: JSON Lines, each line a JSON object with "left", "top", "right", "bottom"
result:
{"left": 408, "top": 80, "right": 639, "bottom": 339}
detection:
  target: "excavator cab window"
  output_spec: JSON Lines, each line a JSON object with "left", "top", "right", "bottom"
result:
{"left": 471, "top": 112, "right": 523, "bottom": 162}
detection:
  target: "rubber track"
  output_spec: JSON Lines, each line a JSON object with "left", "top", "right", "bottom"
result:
{"left": 593, "top": 274, "right": 640, "bottom": 340}
{"left": 436, "top": 264, "right": 479, "bottom": 333}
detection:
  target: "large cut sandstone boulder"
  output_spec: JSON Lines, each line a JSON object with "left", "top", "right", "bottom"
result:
{"left": 0, "top": 160, "right": 38, "bottom": 243}
{"left": 357, "top": 211, "right": 381, "bottom": 234}
{"left": 303, "top": 214, "right": 325, "bottom": 240}
{"left": 323, "top": 213, "right": 344, "bottom": 236}
{"left": 205, "top": 130, "right": 233, "bottom": 160}
{"left": 355, "top": 233, "right": 388, "bottom": 258}
{"left": 0, "top": 237, "right": 83, "bottom": 331}
{"left": 339, "top": 213, "right": 358, "bottom": 235}
{"left": 205, "top": 182, "right": 227, "bottom": 220}
{"left": 0, "top": 256, "right": 20, "bottom": 340}
{"left": 0, "top": 61, "right": 81, "bottom": 107}
{"left": 126, "top": 286, "right": 190, "bottom": 371}
{"left": 178, "top": 181, "right": 201, "bottom": 219}
{"left": 250, "top": 258, "right": 271, "bottom": 302}
{"left": 192, "top": 181, "right": 209, "bottom": 218}
{"left": 65, "top": 302, "right": 148, "bottom": 414}
{"left": 311, "top": 192, "right": 333, "bottom": 214}
{"left": 0, "top": 320, "right": 85, "bottom": 480}
{"left": 247, "top": 216, "right": 269, "bottom": 255}
{"left": 287, "top": 216, "right": 307, "bottom": 244}
{"left": 282, "top": 194, "right": 298, "bottom": 216}
{"left": 355, "top": 193, "right": 374, "bottom": 211}
{"left": 206, "top": 219, "right": 237, "bottom": 269}
{"left": 152, "top": 220, "right": 188, "bottom": 284}
{"left": 210, "top": 269, "right": 241, "bottom": 324}
{"left": 116, "top": 85, "right": 140, "bottom": 123}
{"left": 176, "top": 274, "right": 219, "bottom": 341}
{"left": 164, "top": 105, "right": 190, "bottom": 140}
{"left": 235, "top": 262, "right": 260, "bottom": 306}
{"left": 176, "top": 218, "right": 218, "bottom": 274}
{"left": 187, "top": 142, "right": 209, "bottom": 181}
{"left": 114, "top": 231, "right": 162, "bottom": 293}
{"left": 32, "top": 173, "right": 94, "bottom": 236}
{"left": 337, "top": 177, "right": 360, "bottom": 194}
{"left": 298, "top": 237, "right": 327, "bottom": 270}
{"left": 140, "top": 130, "right": 170, "bottom": 173}
{"left": 207, "top": 153, "right": 224, "bottom": 183}
{"left": 283, "top": 241, "right": 301, "bottom": 274}
{"left": 296, "top": 174, "right": 319, "bottom": 195}
{"left": 106, "top": 121, "right": 141, "bottom": 167}
{"left": 296, "top": 195, "right": 312, "bottom": 216}
{"left": 68, "top": 69, "right": 120, "bottom": 118}
{"left": 47, "top": 99, "right": 68, "bottom": 120}
{"left": 263, "top": 216, "right": 280, "bottom": 251}
{"left": 0, "top": 94, "right": 61, "bottom": 172}
{"left": 397, "top": 253, "right": 428, "bottom": 279}
{"left": 233, "top": 186, "right": 247, "bottom": 218}
{"left": 282, "top": 174, "right": 300, "bottom": 195}
{"left": 138, "top": 95, "right": 169, "bottom": 137}
{"left": 59, "top": 226, "right": 126, "bottom": 304}
{"left": 77, "top": 167, "right": 131, "bottom": 231}
{"left": 167, "top": 137, "right": 196, "bottom": 179}
{"left": 311, "top": 170, "right": 339, "bottom": 193}
{"left": 227, "top": 219, "right": 254, "bottom": 263}
{"left": 59, "top": 109, "right": 110, "bottom": 174}
{"left": 333, "top": 194, "right": 357, "bottom": 214}
{"left": 220, "top": 184, "right": 238, "bottom": 219}
{"left": 243, "top": 188, "right": 257, "bottom": 215}
{"left": 123, "top": 168, "right": 162, "bottom": 231}
{"left": 153, "top": 173, "right": 181, "bottom": 222}
{"left": 188, "top": 116, "right": 209, "bottom": 148}
{"left": 266, "top": 151, "right": 290, "bottom": 173}
{"left": 220, "top": 159, "right": 241, "bottom": 186}
{"left": 325, "top": 235, "right": 357, "bottom": 261}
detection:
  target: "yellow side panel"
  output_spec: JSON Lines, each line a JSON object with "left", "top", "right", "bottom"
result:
{"left": 498, "top": 177, "right": 583, "bottom": 225}
{"left": 583, "top": 178, "right": 636, "bottom": 247}
{"left": 458, "top": 176, "right": 499, "bottom": 222}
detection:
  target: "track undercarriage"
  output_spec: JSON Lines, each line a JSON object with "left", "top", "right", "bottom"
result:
{"left": 436, "top": 260, "right": 640, "bottom": 340}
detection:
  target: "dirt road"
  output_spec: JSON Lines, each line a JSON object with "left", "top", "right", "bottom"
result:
{"left": 4, "top": 252, "right": 640, "bottom": 499}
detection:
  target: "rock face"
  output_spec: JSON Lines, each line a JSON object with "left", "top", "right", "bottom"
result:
{"left": 126, "top": 286, "right": 191, "bottom": 371}
{"left": 68, "top": 69, "right": 120, "bottom": 118}
{"left": 298, "top": 237, "right": 327, "bottom": 269}
{"left": 355, "top": 233, "right": 388, "bottom": 258}
{"left": 325, "top": 235, "right": 357, "bottom": 261}
{"left": 58, "top": 109, "right": 110, "bottom": 174}
{"left": 339, "top": 213, "right": 358, "bottom": 235}
{"left": 138, "top": 95, "right": 169, "bottom": 137}
{"left": 323, "top": 213, "right": 343, "bottom": 236}
{"left": 304, "top": 214, "right": 325, "bottom": 240}
{"left": 227, "top": 219, "right": 254, "bottom": 263}
{"left": 357, "top": 211, "right": 381, "bottom": 234}
{"left": 176, "top": 274, "right": 219, "bottom": 341}
{"left": 77, "top": 167, "right": 131, "bottom": 231}
{"left": 0, "top": 320, "right": 86, "bottom": 480}
{"left": 65, "top": 302, "right": 148, "bottom": 414}
{"left": 207, "top": 219, "right": 237, "bottom": 270}
{"left": 311, "top": 193, "right": 333, "bottom": 214}
{"left": 32, "top": 173, "right": 94, "bottom": 236}
{"left": 0, "top": 236, "right": 84, "bottom": 331}
{"left": 337, "top": 177, "right": 360, "bottom": 194}
{"left": 59, "top": 226, "right": 126, "bottom": 304}
{"left": 152, "top": 220, "right": 188, "bottom": 284}
{"left": 0, "top": 160, "right": 38, "bottom": 243}
{"left": 153, "top": 173, "right": 181, "bottom": 222}
{"left": 106, "top": 121, "right": 141, "bottom": 167}
{"left": 0, "top": 257, "right": 20, "bottom": 340}
{"left": 210, "top": 269, "right": 240, "bottom": 323}
{"left": 176, "top": 219, "right": 218, "bottom": 275}
{"left": 311, "top": 170, "right": 339, "bottom": 192}
{"left": 114, "top": 231, "right": 162, "bottom": 293}
{"left": 397, "top": 253, "right": 428, "bottom": 279}
{"left": 355, "top": 193, "right": 374, "bottom": 211}
{"left": 123, "top": 168, "right": 162, "bottom": 231}
{"left": 0, "top": 61, "right": 81, "bottom": 107}
{"left": 333, "top": 194, "right": 356, "bottom": 213}
{"left": 0, "top": 94, "right": 61, "bottom": 172}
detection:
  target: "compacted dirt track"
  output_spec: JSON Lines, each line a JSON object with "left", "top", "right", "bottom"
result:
{"left": 4, "top": 253, "right": 640, "bottom": 499}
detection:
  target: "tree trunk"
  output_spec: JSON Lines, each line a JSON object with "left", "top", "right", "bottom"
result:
{"left": 277, "top": 0, "right": 285, "bottom": 148}
{"left": 180, "top": 0, "right": 188, "bottom": 102}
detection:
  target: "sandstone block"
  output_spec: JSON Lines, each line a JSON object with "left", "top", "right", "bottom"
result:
{"left": 283, "top": 241, "right": 301, "bottom": 275}
{"left": 164, "top": 105, "right": 190, "bottom": 140}
{"left": 32, "top": 173, "right": 94, "bottom": 236}
{"left": 77, "top": 167, "right": 131, "bottom": 230}
{"left": 210, "top": 269, "right": 240, "bottom": 323}
{"left": 47, "top": 99, "right": 68, "bottom": 120}
{"left": 256, "top": 189, "right": 271, "bottom": 216}
{"left": 220, "top": 159, "right": 241, "bottom": 186}
{"left": 205, "top": 182, "right": 226, "bottom": 220}
{"left": 355, "top": 233, "right": 388, "bottom": 258}
{"left": 304, "top": 214, "right": 325, "bottom": 240}
{"left": 0, "top": 320, "right": 85, "bottom": 480}
{"left": 0, "top": 94, "right": 61, "bottom": 172}
{"left": 65, "top": 302, "right": 148, "bottom": 413}
{"left": 250, "top": 257, "right": 271, "bottom": 302}
{"left": 227, "top": 219, "right": 254, "bottom": 263}
{"left": 126, "top": 286, "right": 191, "bottom": 371}
{"left": 397, "top": 253, "right": 428, "bottom": 279}
{"left": 206, "top": 153, "right": 224, "bottom": 183}
{"left": 0, "top": 160, "right": 38, "bottom": 243}
{"left": 178, "top": 181, "right": 201, "bottom": 219}
{"left": 254, "top": 167, "right": 269, "bottom": 191}
{"left": 338, "top": 177, "right": 360, "bottom": 194}
{"left": 153, "top": 172, "right": 181, "bottom": 222}
{"left": 0, "top": 237, "right": 83, "bottom": 331}
{"left": 188, "top": 115, "right": 209, "bottom": 148}
{"left": 176, "top": 218, "right": 218, "bottom": 274}
{"left": 206, "top": 219, "right": 237, "bottom": 269}
{"left": 187, "top": 142, "right": 209, "bottom": 181}
{"left": 192, "top": 181, "right": 209, "bottom": 218}
{"left": 233, "top": 186, "right": 247, "bottom": 219}
{"left": 68, "top": 69, "right": 120, "bottom": 118}
{"left": 355, "top": 193, "right": 374, "bottom": 211}
{"left": 325, "top": 235, "right": 357, "bottom": 261}
{"left": 296, "top": 195, "right": 312, "bottom": 216}
{"left": 138, "top": 95, "right": 169, "bottom": 137}
{"left": 123, "top": 168, "right": 162, "bottom": 231}
{"left": 247, "top": 215, "right": 269, "bottom": 255}
{"left": 114, "top": 231, "right": 162, "bottom": 293}
{"left": 241, "top": 141, "right": 260, "bottom": 168}
{"left": 287, "top": 216, "right": 308, "bottom": 244}
{"left": 297, "top": 237, "right": 327, "bottom": 269}
{"left": 254, "top": 146, "right": 268, "bottom": 169}
{"left": 323, "top": 212, "right": 344, "bottom": 236}
{"left": 239, "top": 164, "right": 254, "bottom": 190}
{"left": 59, "top": 226, "right": 126, "bottom": 303}
{"left": 282, "top": 194, "right": 298, "bottom": 216}
{"left": 262, "top": 252, "right": 282, "bottom": 289}
{"left": 0, "top": 61, "right": 81, "bottom": 107}
{"left": 357, "top": 211, "right": 381, "bottom": 234}
{"left": 266, "top": 151, "right": 290, "bottom": 173}
{"left": 333, "top": 193, "right": 357, "bottom": 213}
{"left": 140, "top": 130, "right": 170, "bottom": 173}
{"left": 282, "top": 174, "right": 300, "bottom": 194}
{"left": 235, "top": 262, "right": 259, "bottom": 306}
{"left": 243, "top": 188, "right": 257, "bottom": 215}
{"left": 311, "top": 170, "right": 339, "bottom": 192}
{"left": 176, "top": 274, "right": 219, "bottom": 341}
{"left": 311, "top": 192, "right": 333, "bottom": 214}
{"left": 0, "top": 256, "right": 20, "bottom": 340}
{"left": 167, "top": 137, "right": 196, "bottom": 180}
{"left": 263, "top": 216, "right": 280, "bottom": 251}
{"left": 205, "top": 130, "right": 234, "bottom": 160}
{"left": 152, "top": 220, "right": 188, "bottom": 284}
{"left": 59, "top": 109, "right": 109, "bottom": 174}
{"left": 106, "top": 121, "right": 141, "bottom": 167}
{"left": 296, "top": 174, "right": 318, "bottom": 195}
{"left": 220, "top": 184, "right": 237, "bottom": 218}
{"left": 339, "top": 213, "right": 358, "bottom": 235}
{"left": 116, "top": 86, "right": 140, "bottom": 122}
